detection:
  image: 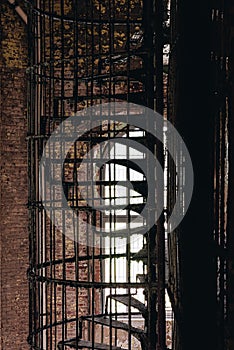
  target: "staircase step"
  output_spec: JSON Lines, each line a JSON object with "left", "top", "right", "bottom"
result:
{"left": 99, "top": 179, "right": 147, "bottom": 198}
{"left": 94, "top": 225, "right": 148, "bottom": 238}
{"left": 109, "top": 294, "right": 147, "bottom": 318}
{"left": 105, "top": 159, "right": 147, "bottom": 176}
{"left": 72, "top": 203, "right": 149, "bottom": 219}
{"left": 58, "top": 339, "right": 123, "bottom": 350}
{"left": 83, "top": 316, "right": 146, "bottom": 340}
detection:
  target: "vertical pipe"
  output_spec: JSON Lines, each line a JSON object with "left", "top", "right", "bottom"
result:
{"left": 154, "top": 0, "right": 166, "bottom": 349}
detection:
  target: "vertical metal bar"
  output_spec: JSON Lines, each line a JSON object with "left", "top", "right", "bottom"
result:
{"left": 155, "top": 0, "right": 166, "bottom": 349}
{"left": 27, "top": 2, "right": 34, "bottom": 347}
{"left": 227, "top": 22, "right": 234, "bottom": 348}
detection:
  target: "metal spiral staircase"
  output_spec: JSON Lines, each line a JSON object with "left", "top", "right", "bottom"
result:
{"left": 27, "top": 1, "right": 168, "bottom": 349}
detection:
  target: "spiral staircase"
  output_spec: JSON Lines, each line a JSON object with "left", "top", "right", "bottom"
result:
{"left": 56, "top": 24, "right": 160, "bottom": 348}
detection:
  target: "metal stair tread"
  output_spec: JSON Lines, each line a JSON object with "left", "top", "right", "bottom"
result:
{"left": 58, "top": 338, "right": 123, "bottom": 349}
{"left": 93, "top": 225, "right": 148, "bottom": 238}
{"left": 109, "top": 294, "right": 147, "bottom": 317}
{"left": 84, "top": 316, "right": 145, "bottom": 335}
{"left": 73, "top": 203, "right": 146, "bottom": 213}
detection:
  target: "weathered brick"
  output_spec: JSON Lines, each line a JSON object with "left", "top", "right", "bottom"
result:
{"left": 0, "top": 2, "right": 29, "bottom": 349}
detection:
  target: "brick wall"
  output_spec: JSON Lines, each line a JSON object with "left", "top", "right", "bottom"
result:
{"left": 0, "top": 2, "right": 29, "bottom": 349}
